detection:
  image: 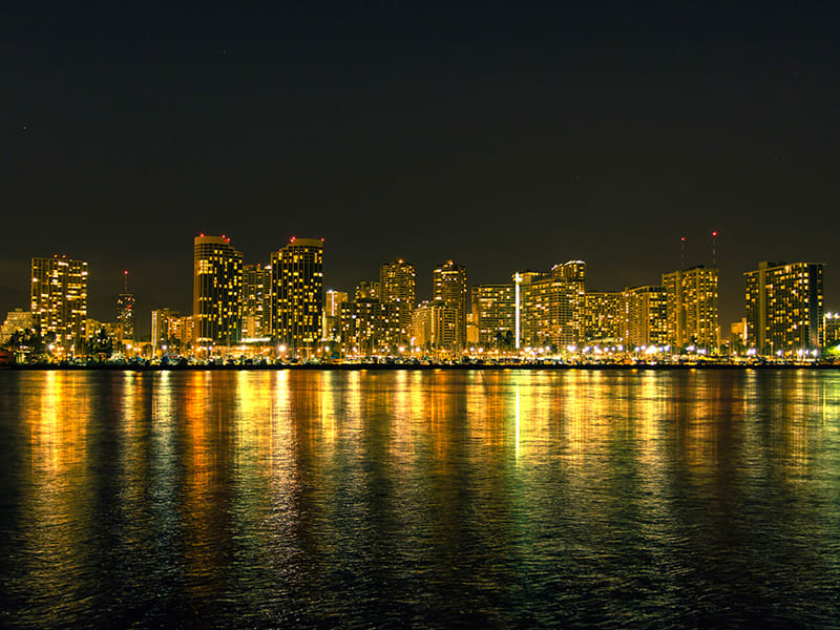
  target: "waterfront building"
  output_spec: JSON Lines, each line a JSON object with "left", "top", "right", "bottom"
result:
{"left": 623, "top": 285, "right": 669, "bottom": 349}
{"left": 323, "top": 289, "right": 349, "bottom": 341}
{"left": 411, "top": 300, "right": 459, "bottom": 354}
{"left": 271, "top": 237, "right": 324, "bottom": 355}
{"left": 151, "top": 308, "right": 191, "bottom": 354}
{"left": 520, "top": 261, "right": 586, "bottom": 350}
{"left": 116, "top": 292, "right": 135, "bottom": 343}
{"left": 730, "top": 317, "right": 748, "bottom": 354}
{"left": 433, "top": 261, "right": 468, "bottom": 351}
{"left": 380, "top": 259, "right": 416, "bottom": 346}
{"left": 242, "top": 263, "right": 272, "bottom": 339}
{"left": 825, "top": 312, "right": 840, "bottom": 349}
{"left": 116, "top": 271, "right": 136, "bottom": 345}
{"left": 0, "top": 309, "right": 33, "bottom": 344}
{"left": 662, "top": 266, "right": 719, "bottom": 352}
{"left": 193, "top": 234, "right": 243, "bottom": 350}
{"left": 31, "top": 255, "right": 88, "bottom": 355}
{"left": 745, "top": 261, "right": 824, "bottom": 355}
{"left": 583, "top": 291, "right": 624, "bottom": 343}
{"left": 471, "top": 284, "right": 515, "bottom": 348}
{"left": 339, "top": 298, "right": 400, "bottom": 356}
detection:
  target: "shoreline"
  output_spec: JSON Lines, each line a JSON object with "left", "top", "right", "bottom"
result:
{"left": 2, "top": 362, "right": 838, "bottom": 371}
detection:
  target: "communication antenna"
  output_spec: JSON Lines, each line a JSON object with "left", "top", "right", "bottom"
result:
{"left": 681, "top": 236, "right": 686, "bottom": 271}
{"left": 123, "top": 270, "right": 130, "bottom": 293}
{"left": 712, "top": 231, "right": 718, "bottom": 268}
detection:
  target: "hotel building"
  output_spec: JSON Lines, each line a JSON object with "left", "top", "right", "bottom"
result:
{"left": 583, "top": 291, "right": 624, "bottom": 343}
{"left": 623, "top": 285, "right": 669, "bottom": 349}
{"left": 193, "top": 234, "right": 243, "bottom": 349}
{"left": 271, "top": 237, "right": 324, "bottom": 355}
{"left": 242, "top": 263, "right": 272, "bottom": 339}
{"left": 744, "top": 261, "right": 824, "bottom": 355}
{"left": 31, "top": 255, "right": 88, "bottom": 355}
{"left": 662, "top": 266, "right": 719, "bottom": 352}
{"left": 412, "top": 300, "right": 459, "bottom": 354}
{"left": 380, "top": 259, "right": 416, "bottom": 346}
{"left": 432, "top": 261, "right": 468, "bottom": 351}
{"left": 519, "top": 261, "right": 586, "bottom": 350}
{"left": 471, "top": 284, "right": 516, "bottom": 348}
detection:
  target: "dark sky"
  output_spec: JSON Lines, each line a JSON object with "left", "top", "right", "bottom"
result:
{"left": 3, "top": 2, "right": 839, "bottom": 335}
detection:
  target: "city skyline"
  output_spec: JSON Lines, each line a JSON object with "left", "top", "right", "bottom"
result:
{"left": 3, "top": 235, "right": 831, "bottom": 359}
{"left": 3, "top": 234, "right": 835, "bottom": 342}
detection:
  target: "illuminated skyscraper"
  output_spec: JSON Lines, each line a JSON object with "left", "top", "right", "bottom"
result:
{"left": 471, "top": 284, "right": 515, "bottom": 348}
{"left": 193, "top": 234, "right": 243, "bottom": 349}
{"left": 380, "top": 258, "right": 416, "bottom": 345}
{"left": 116, "top": 270, "right": 135, "bottom": 344}
{"left": 623, "top": 285, "right": 669, "bottom": 349}
{"left": 662, "top": 266, "right": 719, "bottom": 352}
{"left": 31, "top": 255, "right": 88, "bottom": 355}
{"left": 242, "top": 263, "right": 272, "bottom": 339}
{"left": 583, "top": 291, "right": 624, "bottom": 343}
{"left": 338, "top": 298, "right": 399, "bottom": 356}
{"left": 271, "top": 237, "right": 324, "bottom": 354}
{"left": 745, "top": 261, "right": 824, "bottom": 355}
{"left": 520, "top": 261, "right": 586, "bottom": 350}
{"left": 412, "top": 300, "right": 458, "bottom": 354}
{"left": 433, "top": 260, "right": 468, "bottom": 351}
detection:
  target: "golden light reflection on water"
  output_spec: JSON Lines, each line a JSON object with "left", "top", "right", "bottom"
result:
{"left": 5, "top": 369, "right": 840, "bottom": 627}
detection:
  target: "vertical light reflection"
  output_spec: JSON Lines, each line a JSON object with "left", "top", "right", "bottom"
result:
{"left": 17, "top": 371, "right": 95, "bottom": 625}
{"left": 515, "top": 383, "right": 520, "bottom": 460}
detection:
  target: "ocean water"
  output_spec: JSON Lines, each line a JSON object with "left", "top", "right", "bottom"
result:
{"left": 1, "top": 369, "right": 839, "bottom": 628}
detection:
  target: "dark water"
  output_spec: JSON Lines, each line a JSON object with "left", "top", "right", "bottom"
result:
{"left": 1, "top": 369, "right": 839, "bottom": 629}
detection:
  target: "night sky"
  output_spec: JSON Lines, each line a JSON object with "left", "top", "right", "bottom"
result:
{"left": 3, "top": 2, "right": 839, "bottom": 335}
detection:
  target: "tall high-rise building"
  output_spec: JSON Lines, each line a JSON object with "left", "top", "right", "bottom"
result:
{"left": 242, "top": 263, "right": 272, "bottom": 339}
{"left": 520, "top": 261, "right": 586, "bottom": 350}
{"left": 271, "top": 237, "right": 324, "bottom": 354}
{"left": 31, "top": 255, "right": 88, "bottom": 355}
{"left": 380, "top": 258, "right": 416, "bottom": 345}
{"left": 116, "top": 270, "right": 135, "bottom": 343}
{"left": 583, "top": 291, "right": 624, "bottom": 343}
{"left": 745, "top": 261, "right": 824, "bottom": 355}
{"left": 433, "top": 260, "right": 468, "bottom": 351}
{"left": 662, "top": 266, "right": 719, "bottom": 352}
{"left": 193, "top": 234, "right": 244, "bottom": 349}
{"left": 471, "top": 284, "right": 515, "bottom": 347}
{"left": 412, "top": 300, "right": 458, "bottom": 354}
{"left": 623, "top": 286, "right": 669, "bottom": 349}
{"left": 338, "top": 298, "right": 400, "bottom": 356}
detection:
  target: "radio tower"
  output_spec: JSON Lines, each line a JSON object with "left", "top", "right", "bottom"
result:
{"left": 681, "top": 236, "right": 686, "bottom": 271}
{"left": 712, "top": 231, "right": 718, "bottom": 268}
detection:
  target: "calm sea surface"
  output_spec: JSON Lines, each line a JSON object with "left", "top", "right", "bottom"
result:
{"left": 1, "top": 369, "right": 839, "bottom": 629}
